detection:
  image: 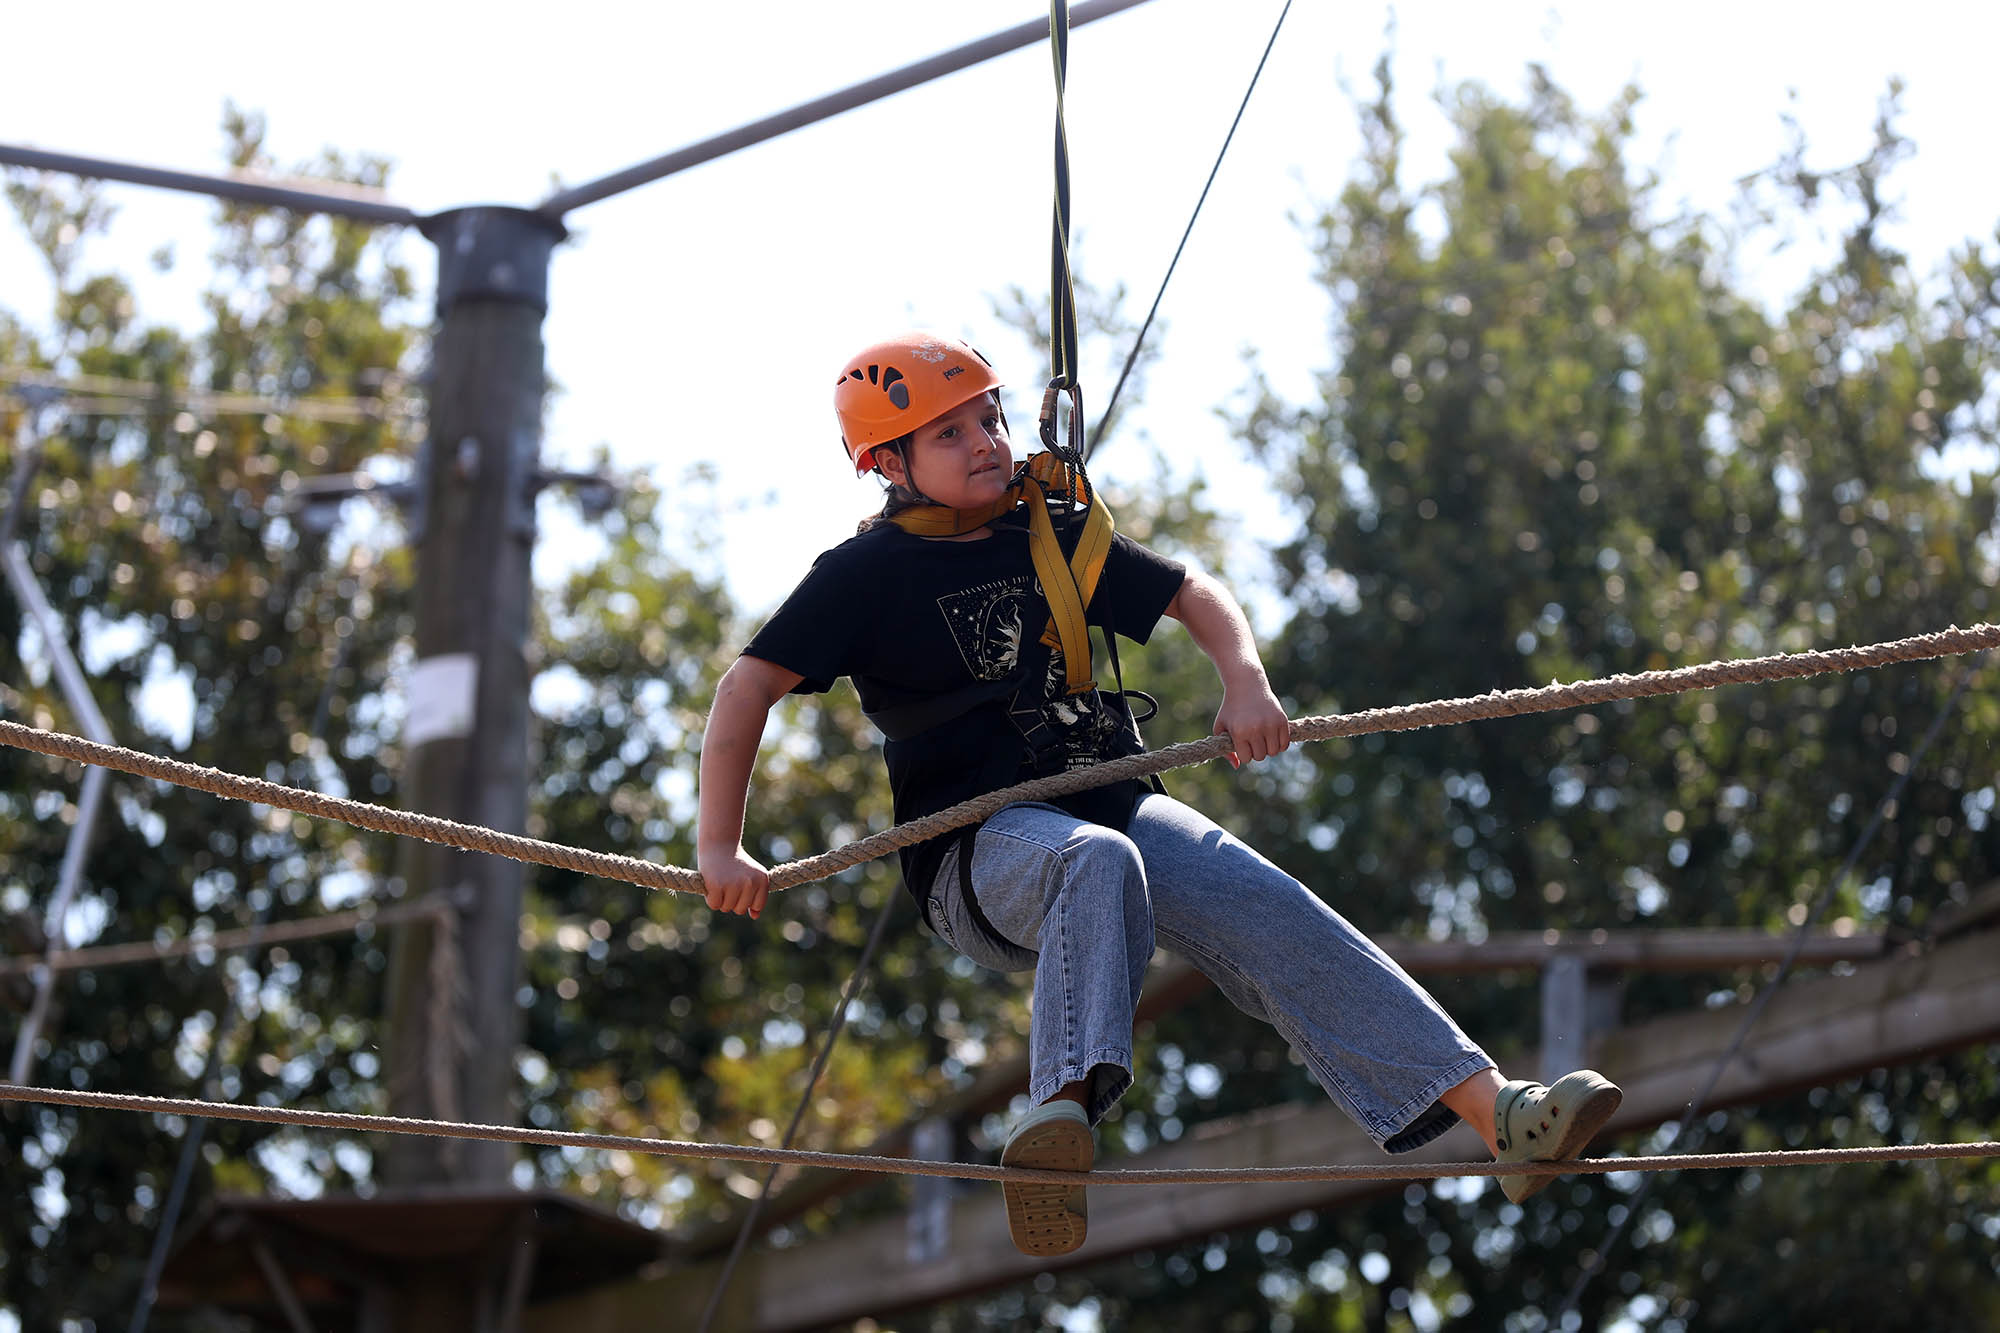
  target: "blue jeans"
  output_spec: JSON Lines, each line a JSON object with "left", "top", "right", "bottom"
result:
{"left": 925, "top": 795, "right": 1493, "bottom": 1152}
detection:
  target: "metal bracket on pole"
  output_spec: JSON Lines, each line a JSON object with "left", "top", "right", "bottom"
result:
{"left": 1540, "top": 954, "right": 1587, "bottom": 1083}
{"left": 415, "top": 207, "right": 571, "bottom": 543}
{"left": 419, "top": 207, "right": 566, "bottom": 318}
{"left": 284, "top": 469, "right": 421, "bottom": 537}
{"left": 528, "top": 467, "right": 620, "bottom": 522}
{"left": 506, "top": 427, "right": 540, "bottom": 542}
{"left": 1540, "top": 953, "right": 1622, "bottom": 1082}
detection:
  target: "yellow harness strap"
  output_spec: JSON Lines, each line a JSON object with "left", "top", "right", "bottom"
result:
{"left": 890, "top": 452, "right": 1113, "bottom": 696}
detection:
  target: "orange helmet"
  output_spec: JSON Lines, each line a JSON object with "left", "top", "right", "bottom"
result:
{"left": 834, "top": 332, "right": 1003, "bottom": 474}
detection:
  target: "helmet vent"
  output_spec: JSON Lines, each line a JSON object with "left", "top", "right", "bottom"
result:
{"left": 881, "top": 366, "right": 907, "bottom": 408}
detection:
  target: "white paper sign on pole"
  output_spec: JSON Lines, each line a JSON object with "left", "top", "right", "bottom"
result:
{"left": 406, "top": 652, "right": 479, "bottom": 748}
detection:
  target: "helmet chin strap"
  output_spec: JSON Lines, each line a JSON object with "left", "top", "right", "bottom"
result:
{"left": 878, "top": 443, "right": 941, "bottom": 508}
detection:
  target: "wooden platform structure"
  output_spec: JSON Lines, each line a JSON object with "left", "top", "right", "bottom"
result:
{"left": 155, "top": 1188, "right": 663, "bottom": 1332}
{"left": 529, "top": 895, "right": 2000, "bottom": 1332}
{"left": 151, "top": 890, "right": 2000, "bottom": 1330}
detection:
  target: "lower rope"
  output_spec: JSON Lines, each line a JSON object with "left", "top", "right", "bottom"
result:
{"left": 2, "top": 623, "right": 1995, "bottom": 895}
{"left": 1, "top": 1084, "right": 1994, "bottom": 1187}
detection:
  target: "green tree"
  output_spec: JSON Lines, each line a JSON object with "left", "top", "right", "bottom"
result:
{"left": 10, "top": 65, "right": 1997, "bottom": 1333}
{"left": 2, "top": 109, "right": 419, "bottom": 1325}
{"left": 918, "top": 60, "right": 2000, "bottom": 1333}
{"left": 1217, "top": 63, "right": 1998, "bottom": 1333}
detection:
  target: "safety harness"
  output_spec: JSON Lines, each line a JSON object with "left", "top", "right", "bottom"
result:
{"left": 888, "top": 450, "right": 1110, "bottom": 696}
{"left": 884, "top": 446, "right": 1159, "bottom": 957}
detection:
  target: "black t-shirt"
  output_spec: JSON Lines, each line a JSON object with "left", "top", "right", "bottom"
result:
{"left": 743, "top": 508, "right": 1187, "bottom": 902}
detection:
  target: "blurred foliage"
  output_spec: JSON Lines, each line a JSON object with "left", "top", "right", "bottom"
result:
{"left": 6, "top": 54, "right": 2000, "bottom": 1333}
{"left": 1, "top": 107, "right": 421, "bottom": 1324}
{"left": 910, "top": 58, "right": 2000, "bottom": 1333}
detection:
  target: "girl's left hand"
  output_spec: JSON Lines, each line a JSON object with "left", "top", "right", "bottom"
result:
{"left": 1213, "top": 683, "right": 1291, "bottom": 769}
{"left": 699, "top": 844, "right": 773, "bottom": 920}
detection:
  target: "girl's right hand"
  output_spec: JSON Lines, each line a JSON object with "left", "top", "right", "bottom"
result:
{"left": 698, "top": 845, "right": 772, "bottom": 920}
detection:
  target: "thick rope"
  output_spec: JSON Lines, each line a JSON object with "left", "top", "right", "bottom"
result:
{"left": 2, "top": 623, "right": 1996, "bottom": 896}
{"left": 0, "top": 1083, "right": 1993, "bottom": 1187}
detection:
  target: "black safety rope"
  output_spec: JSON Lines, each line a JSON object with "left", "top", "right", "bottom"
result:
{"left": 1046, "top": 0, "right": 1081, "bottom": 397}
{"left": 1038, "top": 1, "right": 1091, "bottom": 484}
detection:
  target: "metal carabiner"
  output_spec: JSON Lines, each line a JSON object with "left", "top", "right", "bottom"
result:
{"left": 1038, "top": 378, "right": 1086, "bottom": 473}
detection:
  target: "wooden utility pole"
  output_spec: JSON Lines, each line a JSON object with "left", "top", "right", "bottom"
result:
{"left": 376, "top": 207, "right": 565, "bottom": 1325}
{"left": 381, "top": 206, "right": 564, "bottom": 1178}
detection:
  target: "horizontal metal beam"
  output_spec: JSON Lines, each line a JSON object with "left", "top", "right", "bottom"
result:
{"left": 1389, "top": 925, "right": 1887, "bottom": 974}
{"left": 536, "top": 0, "right": 1156, "bottom": 217}
{"left": 4, "top": 1, "right": 1155, "bottom": 229}
{"left": 0, "top": 896, "right": 435, "bottom": 977}
{"left": 0, "top": 143, "right": 420, "bottom": 227}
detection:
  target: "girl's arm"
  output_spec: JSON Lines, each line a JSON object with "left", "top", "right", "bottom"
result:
{"left": 696, "top": 653, "right": 805, "bottom": 919}
{"left": 1162, "top": 568, "right": 1290, "bottom": 768}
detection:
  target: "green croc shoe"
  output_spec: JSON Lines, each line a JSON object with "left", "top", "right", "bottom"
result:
{"left": 1494, "top": 1069, "right": 1623, "bottom": 1204}
{"left": 1000, "top": 1099, "right": 1093, "bottom": 1258}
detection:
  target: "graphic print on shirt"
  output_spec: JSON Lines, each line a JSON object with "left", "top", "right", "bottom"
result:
{"left": 936, "top": 576, "right": 1032, "bottom": 681}
{"left": 934, "top": 574, "right": 1131, "bottom": 773}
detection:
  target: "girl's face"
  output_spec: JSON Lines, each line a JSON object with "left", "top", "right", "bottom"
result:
{"left": 881, "top": 394, "right": 1013, "bottom": 509}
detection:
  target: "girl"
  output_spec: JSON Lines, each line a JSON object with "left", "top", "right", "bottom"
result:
{"left": 695, "top": 332, "right": 1621, "bottom": 1259}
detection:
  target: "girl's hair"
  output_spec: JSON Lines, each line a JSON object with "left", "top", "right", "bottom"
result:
{"left": 855, "top": 435, "right": 923, "bottom": 533}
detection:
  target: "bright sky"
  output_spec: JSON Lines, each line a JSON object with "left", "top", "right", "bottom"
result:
{"left": 5, "top": 1, "right": 1999, "bottom": 624}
